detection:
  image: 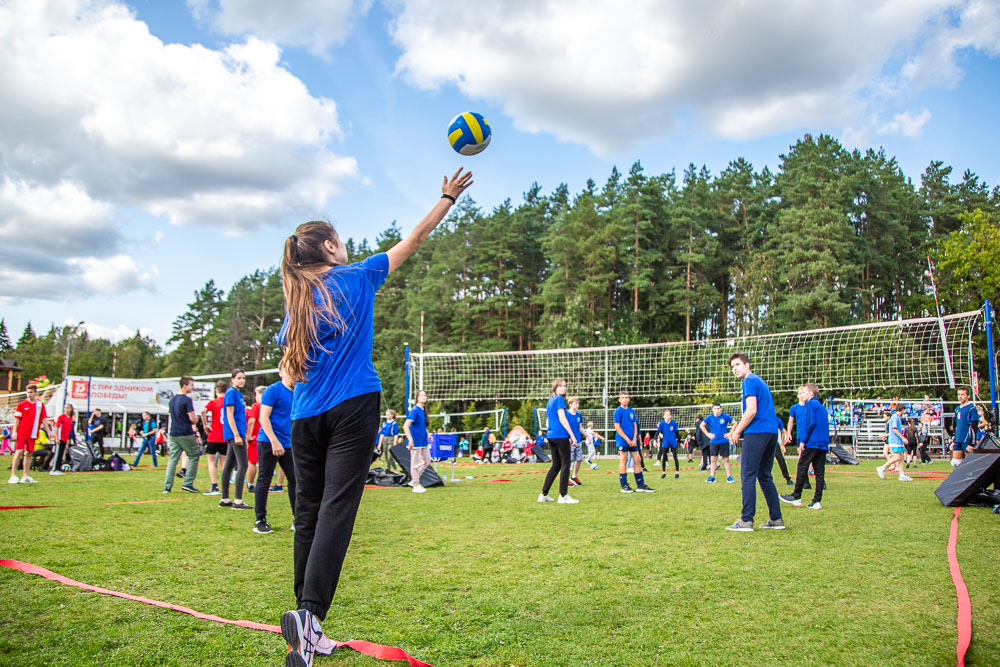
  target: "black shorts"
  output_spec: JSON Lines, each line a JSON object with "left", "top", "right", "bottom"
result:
{"left": 904, "top": 441, "right": 918, "bottom": 455}
{"left": 205, "top": 441, "right": 228, "bottom": 455}
{"left": 709, "top": 441, "right": 730, "bottom": 458}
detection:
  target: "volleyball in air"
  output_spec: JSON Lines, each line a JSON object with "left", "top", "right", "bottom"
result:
{"left": 447, "top": 112, "right": 492, "bottom": 155}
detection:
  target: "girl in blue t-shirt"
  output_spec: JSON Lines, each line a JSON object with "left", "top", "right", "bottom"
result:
{"left": 278, "top": 169, "right": 473, "bottom": 665}
{"left": 538, "top": 378, "right": 579, "bottom": 503}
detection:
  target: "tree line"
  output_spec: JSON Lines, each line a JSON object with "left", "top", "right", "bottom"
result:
{"left": 4, "top": 133, "right": 998, "bottom": 416}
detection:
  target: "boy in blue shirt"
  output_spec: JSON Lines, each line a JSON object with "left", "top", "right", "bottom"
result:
{"left": 568, "top": 397, "right": 585, "bottom": 487}
{"left": 877, "top": 403, "right": 913, "bottom": 481}
{"left": 699, "top": 403, "right": 734, "bottom": 483}
{"left": 784, "top": 397, "right": 811, "bottom": 489}
{"left": 780, "top": 384, "right": 830, "bottom": 509}
{"left": 725, "top": 353, "right": 785, "bottom": 532}
{"left": 615, "top": 391, "right": 653, "bottom": 493}
{"left": 950, "top": 386, "right": 978, "bottom": 468}
{"left": 657, "top": 409, "right": 679, "bottom": 479}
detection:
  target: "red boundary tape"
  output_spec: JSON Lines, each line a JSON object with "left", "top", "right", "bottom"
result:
{"left": 0, "top": 559, "right": 434, "bottom": 666}
{"left": 948, "top": 508, "right": 972, "bottom": 666}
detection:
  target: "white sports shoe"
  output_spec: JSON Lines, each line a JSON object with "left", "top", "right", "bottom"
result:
{"left": 20, "top": 476, "right": 37, "bottom": 484}
{"left": 281, "top": 609, "right": 320, "bottom": 667}
{"left": 557, "top": 494, "right": 579, "bottom": 504}
{"left": 8, "top": 475, "right": 19, "bottom": 484}
{"left": 876, "top": 465, "right": 886, "bottom": 479}
{"left": 537, "top": 493, "right": 555, "bottom": 502}
{"left": 898, "top": 474, "right": 913, "bottom": 482}
{"left": 49, "top": 470, "right": 65, "bottom": 476}
{"left": 412, "top": 485, "right": 427, "bottom": 493}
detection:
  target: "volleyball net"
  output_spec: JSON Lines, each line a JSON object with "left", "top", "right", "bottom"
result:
{"left": 410, "top": 309, "right": 985, "bottom": 403}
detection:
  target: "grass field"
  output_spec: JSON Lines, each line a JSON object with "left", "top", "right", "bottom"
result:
{"left": 1, "top": 454, "right": 998, "bottom": 666}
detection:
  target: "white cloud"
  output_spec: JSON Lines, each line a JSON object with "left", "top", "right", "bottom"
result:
{"left": 389, "top": 0, "right": 997, "bottom": 153}
{"left": 65, "top": 318, "right": 153, "bottom": 344}
{"left": 879, "top": 109, "right": 933, "bottom": 137}
{"left": 187, "top": 0, "right": 373, "bottom": 54}
{"left": 67, "top": 255, "right": 153, "bottom": 295}
{"left": 154, "top": 230, "right": 164, "bottom": 243}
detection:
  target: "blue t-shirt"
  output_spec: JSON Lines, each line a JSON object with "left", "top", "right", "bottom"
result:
{"left": 954, "top": 403, "right": 978, "bottom": 444}
{"left": 379, "top": 420, "right": 399, "bottom": 438}
{"left": 546, "top": 395, "right": 570, "bottom": 439}
{"left": 406, "top": 406, "right": 428, "bottom": 448}
{"left": 801, "top": 397, "right": 830, "bottom": 451}
{"left": 888, "top": 413, "right": 905, "bottom": 446}
{"left": 257, "top": 381, "right": 293, "bottom": 448}
{"left": 742, "top": 373, "right": 780, "bottom": 434}
{"left": 703, "top": 413, "right": 733, "bottom": 444}
{"left": 568, "top": 411, "right": 583, "bottom": 442}
{"left": 141, "top": 419, "right": 158, "bottom": 446}
{"left": 657, "top": 419, "right": 678, "bottom": 446}
{"left": 168, "top": 394, "right": 195, "bottom": 437}
{"left": 282, "top": 253, "right": 389, "bottom": 421}
{"left": 614, "top": 406, "right": 637, "bottom": 447}
{"left": 222, "top": 386, "right": 247, "bottom": 440}
{"left": 788, "top": 403, "right": 807, "bottom": 442}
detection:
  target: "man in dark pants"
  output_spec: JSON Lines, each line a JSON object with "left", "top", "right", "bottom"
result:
{"left": 694, "top": 414, "right": 709, "bottom": 471}
{"left": 725, "top": 352, "right": 785, "bottom": 532}
{"left": 780, "top": 383, "right": 829, "bottom": 510}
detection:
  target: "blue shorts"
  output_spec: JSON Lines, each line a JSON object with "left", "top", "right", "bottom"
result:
{"left": 662, "top": 443, "right": 678, "bottom": 450}
{"left": 953, "top": 441, "right": 969, "bottom": 452}
{"left": 617, "top": 444, "right": 639, "bottom": 453}
{"left": 890, "top": 445, "right": 905, "bottom": 454}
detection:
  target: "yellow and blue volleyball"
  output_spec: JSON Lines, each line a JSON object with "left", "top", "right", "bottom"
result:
{"left": 447, "top": 112, "right": 491, "bottom": 155}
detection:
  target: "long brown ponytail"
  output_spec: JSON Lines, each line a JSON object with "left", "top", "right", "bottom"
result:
{"left": 281, "top": 221, "right": 348, "bottom": 383}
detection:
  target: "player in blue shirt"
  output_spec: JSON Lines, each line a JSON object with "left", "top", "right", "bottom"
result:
{"left": 725, "top": 352, "right": 785, "bottom": 532}
{"left": 278, "top": 169, "right": 473, "bottom": 665}
{"left": 656, "top": 409, "right": 679, "bottom": 479}
{"left": 783, "top": 398, "right": 810, "bottom": 489}
{"left": 877, "top": 403, "right": 913, "bottom": 481}
{"left": 950, "top": 386, "right": 978, "bottom": 468}
{"left": 220, "top": 369, "right": 251, "bottom": 510}
{"left": 780, "top": 383, "right": 830, "bottom": 509}
{"left": 567, "top": 397, "right": 585, "bottom": 487}
{"left": 615, "top": 391, "right": 654, "bottom": 493}
{"left": 699, "top": 403, "right": 734, "bottom": 483}
{"left": 253, "top": 364, "right": 296, "bottom": 534}
{"left": 376, "top": 409, "right": 400, "bottom": 472}
{"left": 404, "top": 390, "right": 430, "bottom": 493}
{"left": 538, "top": 378, "right": 579, "bottom": 503}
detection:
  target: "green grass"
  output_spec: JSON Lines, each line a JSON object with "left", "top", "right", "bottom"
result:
{"left": 1, "top": 455, "right": 998, "bottom": 666}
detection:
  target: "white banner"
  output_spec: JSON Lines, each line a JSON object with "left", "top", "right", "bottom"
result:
{"left": 51, "top": 376, "right": 216, "bottom": 414}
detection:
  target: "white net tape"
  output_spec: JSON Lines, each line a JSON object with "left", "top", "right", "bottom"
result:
{"left": 413, "top": 311, "right": 981, "bottom": 402}
{"left": 536, "top": 402, "right": 743, "bottom": 435}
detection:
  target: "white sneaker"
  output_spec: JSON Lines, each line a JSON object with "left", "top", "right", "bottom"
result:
{"left": 537, "top": 493, "right": 555, "bottom": 502}
{"left": 557, "top": 494, "right": 579, "bottom": 504}
{"left": 412, "top": 485, "right": 427, "bottom": 493}
{"left": 807, "top": 502, "right": 822, "bottom": 510}
{"left": 898, "top": 474, "right": 913, "bottom": 482}
{"left": 876, "top": 465, "right": 885, "bottom": 479}
{"left": 49, "top": 470, "right": 65, "bottom": 476}
{"left": 7, "top": 475, "right": 19, "bottom": 484}
{"left": 20, "top": 476, "right": 37, "bottom": 484}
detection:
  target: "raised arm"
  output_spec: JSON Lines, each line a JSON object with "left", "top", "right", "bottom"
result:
{"left": 386, "top": 169, "right": 473, "bottom": 273}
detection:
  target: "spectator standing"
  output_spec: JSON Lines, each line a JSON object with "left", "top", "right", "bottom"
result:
{"left": 88, "top": 408, "right": 108, "bottom": 457}
{"left": 163, "top": 376, "right": 201, "bottom": 493}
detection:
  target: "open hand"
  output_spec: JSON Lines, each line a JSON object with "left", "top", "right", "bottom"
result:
{"left": 442, "top": 168, "right": 473, "bottom": 200}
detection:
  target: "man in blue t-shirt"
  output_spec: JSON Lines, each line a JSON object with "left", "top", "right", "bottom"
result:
{"left": 699, "top": 403, "right": 733, "bottom": 484}
{"left": 725, "top": 352, "right": 785, "bottom": 532}
{"left": 877, "top": 403, "right": 913, "bottom": 482}
{"left": 950, "top": 386, "right": 978, "bottom": 468}
{"left": 615, "top": 391, "right": 653, "bottom": 493}
{"left": 253, "top": 366, "right": 296, "bottom": 534}
{"left": 376, "top": 409, "right": 401, "bottom": 471}
{"left": 657, "top": 409, "right": 679, "bottom": 479}
{"left": 404, "top": 390, "right": 429, "bottom": 493}
{"left": 780, "top": 383, "right": 830, "bottom": 509}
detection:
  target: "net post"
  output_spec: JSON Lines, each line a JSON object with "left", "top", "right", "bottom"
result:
{"left": 532, "top": 408, "right": 538, "bottom": 441}
{"left": 985, "top": 300, "right": 998, "bottom": 434}
{"left": 603, "top": 349, "right": 609, "bottom": 455}
{"left": 502, "top": 407, "right": 508, "bottom": 438}
{"left": 403, "top": 344, "right": 410, "bottom": 411}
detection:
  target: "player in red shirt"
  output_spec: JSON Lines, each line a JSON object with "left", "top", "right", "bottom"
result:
{"left": 51, "top": 403, "right": 77, "bottom": 475}
{"left": 9, "top": 384, "right": 52, "bottom": 484}
{"left": 245, "top": 385, "right": 264, "bottom": 493}
{"left": 199, "top": 380, "right": 229, "bottom": 495}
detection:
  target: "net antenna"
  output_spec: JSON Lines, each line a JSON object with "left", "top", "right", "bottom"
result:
{"left": 410, "top": 310, "right": 981, "bottom": 402}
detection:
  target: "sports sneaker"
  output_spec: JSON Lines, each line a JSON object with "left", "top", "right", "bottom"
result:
{"left": 876, "top": 465, "right": 886, "bottom": 479}
{"left": 803, "top": 481, "right": 812, "bottom": 489}
{"left": 181, "top": 486, "right": 200, "bottom": 493}
{"left": 660, "top": 473, "right": 667, "bottom": 479}
{"left": 8, "top": 475, "right": 19, "bottom": 484}
{"left": 568, "top": 478, "right": 579, "bottom": 487}
{"left": 315, "top": 632, "right": 337, "bottom": 656}
{"left": 281, "top": 609, "right": 320, "bottom": 667}
{"left": 219, "top": 499, "right": 233, "bottom": 507}
{"left": 785, "top": 478, "right": 794, "bottom": 486}
{"left": 620, "top": 485, "right": 635, "bottom": 493}
{"left": 253, "top": 519, "right": 274, "bottom": 534}
{"left": 270, "top": 485, "right": 283, "bottom": 492}
{"left": 807, "top": 502, "right": 822, "bottom": 510}
{"left": 162, "top": 488, "right": 171, "bottom": 494}
{"left": 572, "top": 477, "right": 582, "bottom": 486}
{"left": 537, "top": 493, "right": 555, "bottom": 502}
{"left": 726, "top": 476, "right": 734, "bottom": 484}
{"left": 898, "top": 474, "right": 913, "bottom": 482}
{"left": 231, "top": 501, "right": 253, "bottom": 510}
{"left": 412, "top": 485, "right": 427, "bottom": 493}
{"left": 706, "top": 476, "right": 716, "bottom": 483}
{"left": 674, "top": 472, "right": 679, "bottom": 479}
{"left": 636, "top": 485, "right": 655, "bottom": 493}
{"left": 204, "top": 485, "right": 221, "bottom": 496}
{"left": 779, "top": 494, "right": 802, "bottom": 506}
{"left": 725, "top": 519, "right": 754, "bottom": 532}
{"left": 49, "top": 470, "right": 65, "bottom": 476}
{"left": 177, "top": 469, "right": 185, "bottom": 478}
{"left": 19, "top": 476, "right": 37, "bottom": 484}
{"left": 760, "top": 518, "right": 786, "bottom": 530}
{"left": 557, "top": 494, "right": 579, "bottom": 504}
{"left": 247, "top": 483, "right": 255, "bottom": 493}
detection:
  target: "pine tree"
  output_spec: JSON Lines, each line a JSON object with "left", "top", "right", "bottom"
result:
{"left": 0, "top": 319, "right": 12, "bottom": 354}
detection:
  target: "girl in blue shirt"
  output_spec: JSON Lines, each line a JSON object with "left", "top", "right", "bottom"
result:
{"left": 538, "top": 378, "right": 579, "bottom": 504}
{"left": 279, "top": 169, "right": 473, "bottom": 666}
{"left": 220, "top": 369, "right": 250, "bottom": 509}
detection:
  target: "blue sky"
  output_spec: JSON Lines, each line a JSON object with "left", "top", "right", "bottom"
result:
{"left": 1, "top": 0, "right": 998, "bottom": 351}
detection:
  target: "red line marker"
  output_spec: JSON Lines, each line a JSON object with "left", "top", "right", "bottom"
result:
{"left": 947, "top": 508, "right": 972, "bottom": 666}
